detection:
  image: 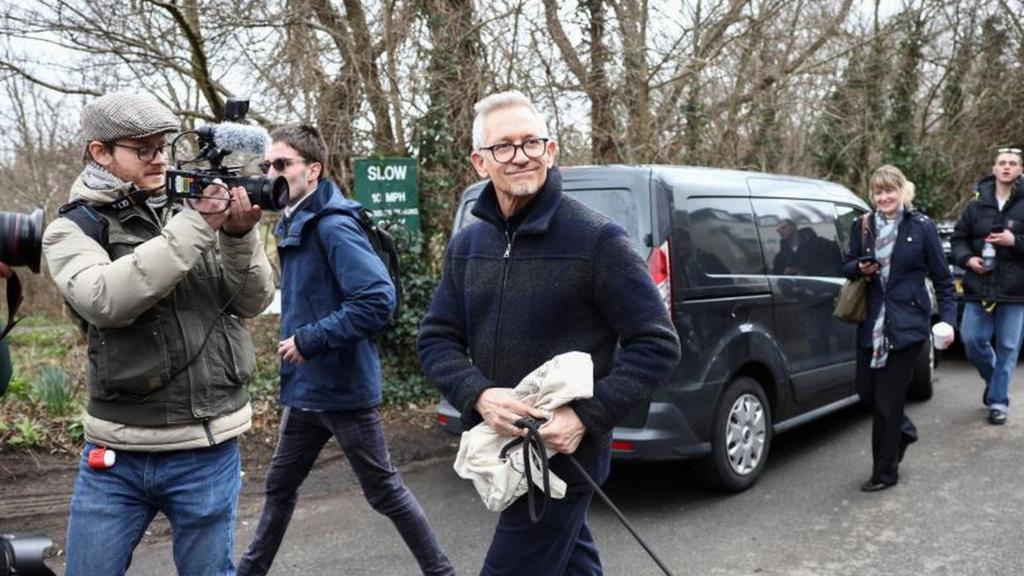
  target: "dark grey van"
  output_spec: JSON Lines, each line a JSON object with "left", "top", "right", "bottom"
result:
{"left": 435, "top": 165, "right": 934, "bottom": 491}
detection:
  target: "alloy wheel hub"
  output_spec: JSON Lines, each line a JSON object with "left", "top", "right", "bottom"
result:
{"left": 726, "top": 393, "right": 766, "bottom": 476}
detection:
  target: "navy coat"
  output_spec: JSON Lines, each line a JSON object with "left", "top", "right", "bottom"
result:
{"left": 275, "top": 180, "right": 395, "bottom": 411}
{"left": 418, "top": 167, "right": 680, "bottom": 487}
{"left": 843, "top": 210, "right": 956, "bottom": 351}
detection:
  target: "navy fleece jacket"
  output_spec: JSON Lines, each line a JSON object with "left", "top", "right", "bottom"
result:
{"left": 418, "top": 167, "right": 681, "bottom": 487}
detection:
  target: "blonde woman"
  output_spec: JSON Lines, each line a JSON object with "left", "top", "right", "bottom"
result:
{"left": 842, "top": 165, "right": 956, "bottom": 492}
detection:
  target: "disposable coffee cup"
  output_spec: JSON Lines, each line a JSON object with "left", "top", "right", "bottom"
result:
{"left": 932, "top": 322, "right": 953, "bottom": 350}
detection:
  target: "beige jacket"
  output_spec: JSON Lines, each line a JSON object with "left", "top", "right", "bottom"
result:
{"left": 43, "top": 173, "right": 276, "bottom": 450}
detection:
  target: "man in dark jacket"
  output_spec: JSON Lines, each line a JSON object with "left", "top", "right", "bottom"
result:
{"left": 952, "top": 147, "right": 1024, "bottom": 425}
{"left": 417, "top": 91, "right": 681, "bottom": 575}
{"left": 237, "top": 125, "right": 453, "bottom": 576}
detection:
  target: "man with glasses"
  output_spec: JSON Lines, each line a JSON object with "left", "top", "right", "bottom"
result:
{"left": 42, "top": 92, "right": 275, "bottom": 575}
{"left": 952, "top": 146, "right": 1024, "bottom": 425}
{"left": 418, "top": 91, "right": 680, "bottom": 575}
{"left": 237, "top": 125, "right": 454, "bottom": 576}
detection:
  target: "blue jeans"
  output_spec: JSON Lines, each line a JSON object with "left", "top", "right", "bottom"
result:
{"left": 64, "top": 439, "right": 241, "bottom": 576}
{"left": 960, "top": 301, "right": 1024, "bottom": 412}
{"left": 237, "top": 407, "right": 453, "bottom": 576}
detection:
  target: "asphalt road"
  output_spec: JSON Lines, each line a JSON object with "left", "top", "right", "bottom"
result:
{"left": 129, "top": 357, "right": 1024, "bottom": 575}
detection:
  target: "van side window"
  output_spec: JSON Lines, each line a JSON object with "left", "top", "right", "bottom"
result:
{"left": 753, "top": 199, "right": 843, "bottom": 277}
{"left": 685, "top": 198, "right": 763, "bottom": 276}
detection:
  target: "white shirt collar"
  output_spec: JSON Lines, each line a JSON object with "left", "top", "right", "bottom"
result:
{"left": 284, "top": 186, "right": 317, "bottom": 219}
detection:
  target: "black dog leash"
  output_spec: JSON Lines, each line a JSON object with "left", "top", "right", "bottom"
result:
{"left": 506, "top": 416, "right": 676, "bottom": 576}
{"left": 499, "top": 417, "right": 552, "bottom": 523}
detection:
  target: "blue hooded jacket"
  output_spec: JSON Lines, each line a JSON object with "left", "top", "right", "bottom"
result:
{"left": 275, "top": 179, "right": 396, "bottom": 411}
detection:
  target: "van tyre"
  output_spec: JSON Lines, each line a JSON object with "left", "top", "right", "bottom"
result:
{"left": 700, "top": 376, "right": 772, "bottom": 492}
{"left": 908, "top": 337, "right": 935, "bottom": 401}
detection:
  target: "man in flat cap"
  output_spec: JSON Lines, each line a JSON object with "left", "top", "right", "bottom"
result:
{"left": 42, "top": 92, "right": 275, "bottom": 575}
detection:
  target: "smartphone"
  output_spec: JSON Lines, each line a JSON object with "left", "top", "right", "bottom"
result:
{"left": 990, "top": 225, "right": 1005, "bottom": 234}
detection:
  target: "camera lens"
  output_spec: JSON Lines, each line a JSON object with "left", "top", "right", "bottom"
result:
{"left": 235, "top": 175, "right": 288, "bottom": 212}
{"left": 0, "top": 209, "right": 44, "bottom": 273}
{"left": 0, "top": 533, "right": 56, "bottom": 576}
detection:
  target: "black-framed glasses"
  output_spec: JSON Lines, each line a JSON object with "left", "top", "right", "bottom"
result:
{"left": 112, "top": 143, "right": 169, "bottom": 162}
{"left": 478, "top": 137, "right": 550, "bottom": 164}
{"left": 258, "top": 158, "right": 306, "bottom": 174}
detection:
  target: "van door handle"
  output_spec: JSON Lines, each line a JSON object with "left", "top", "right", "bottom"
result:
{"left": 730, "top": 304, "right": 744, "bottom": 319}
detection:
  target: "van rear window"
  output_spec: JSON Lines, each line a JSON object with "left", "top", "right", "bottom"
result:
{"left": 458, "top": 187, "right": 646, "bottom": 255}
{"left": 565, "top": 188, "right": 642, "bottom": 252}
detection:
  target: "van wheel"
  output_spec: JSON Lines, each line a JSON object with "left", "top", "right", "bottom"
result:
{"left": 908, "top": 337, "right": 934, "bottom": 401}
{"left": 699, "top": 376, "right": 772, "bottom": 492}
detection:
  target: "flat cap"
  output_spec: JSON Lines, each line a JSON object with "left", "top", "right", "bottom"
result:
{"left": 79, "top": 92, "right": 179, "bottom": 143}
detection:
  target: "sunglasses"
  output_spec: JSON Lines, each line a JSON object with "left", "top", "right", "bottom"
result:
{"left": 258, "top": 157, "right": 306, "bottom": 174}
{"left": 997, "top": 147, "right": 1022, "bottom": 154}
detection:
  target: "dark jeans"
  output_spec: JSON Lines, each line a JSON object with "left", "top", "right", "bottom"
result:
{"left": 237, "top": 407, "right": 454, "bottom": 576}
{"left": 481, "top": 487, "right": 602, "bottom": 576}
{"left": 856, "top": 342, "right": 924, "bottom": 485}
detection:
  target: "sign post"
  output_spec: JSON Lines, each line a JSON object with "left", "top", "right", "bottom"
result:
{"left": 353, "top": 157, "right": 420, "bottom": 233}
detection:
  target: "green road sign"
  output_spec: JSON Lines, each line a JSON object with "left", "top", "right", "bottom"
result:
{"left": 353, "top": 157, "right": 420, "bottom": 232}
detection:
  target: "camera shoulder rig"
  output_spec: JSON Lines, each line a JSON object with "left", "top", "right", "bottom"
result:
{"left": 58, "top": 200, "right": 110, "bottom": 250}
{"left": 57, "top": 187, "right": 154, "bottom": 251}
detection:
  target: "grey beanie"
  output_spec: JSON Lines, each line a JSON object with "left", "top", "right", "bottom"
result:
{"left": 79, "top": 92, "right": 179, "bottom": 143}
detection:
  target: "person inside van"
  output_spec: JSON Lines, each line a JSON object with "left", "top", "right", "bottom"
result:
{"left": 842, "top": 165, "right": 956, "bottom": 492}
{"left": 774, "top": 219, "right": 801, "bottom": 275}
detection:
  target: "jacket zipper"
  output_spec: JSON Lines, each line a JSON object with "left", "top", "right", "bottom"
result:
{"left": 993, "top": 200, "right": 1010, "bottom": 293}
{"left": 491, "top": 229, "right": 516, "bottom": 377}
{"left": 127, "top": 207, "right": 200, "bottom": 421}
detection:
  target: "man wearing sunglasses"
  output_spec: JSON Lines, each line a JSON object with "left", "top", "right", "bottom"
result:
{"left": 237, "top": 125, "right": 453, "bottom": 576}
{"left": 952, "top": 147, "right": 1024, "bottom": 426}
{"left": 41, "top": 92, "right": 275, "bottom": 575}
{"left": 418, "top": 91, "right": 680, "bottom": 575}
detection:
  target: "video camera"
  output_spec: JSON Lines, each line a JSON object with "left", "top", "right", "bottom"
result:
{"left": 0, "top": 209, "right": 43, "bottom": 273}
{"left": 0, "top": 533, "right": 56, "bottom": 576}
{"left": 166, "top": 98, "right": 288, "bottom": 212}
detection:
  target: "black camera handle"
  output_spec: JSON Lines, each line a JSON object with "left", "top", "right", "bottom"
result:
{"left": 0, "top": 271, "right": 24, "bottom": 342}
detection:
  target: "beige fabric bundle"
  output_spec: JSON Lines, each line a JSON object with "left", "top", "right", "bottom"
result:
{"left": 454, "top": 351, "right": 594, "bottom": 512}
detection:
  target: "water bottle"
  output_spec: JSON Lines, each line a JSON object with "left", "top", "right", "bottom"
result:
{"left": 982, "top": 241, "right": 996, "bottom": 272}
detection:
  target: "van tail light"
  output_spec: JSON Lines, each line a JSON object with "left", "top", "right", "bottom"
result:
{"left": 647, "top": 239, "right": 672, "bottom": 313}
{"left": 611, "top": 440, "right": 635, "bottom": 452}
